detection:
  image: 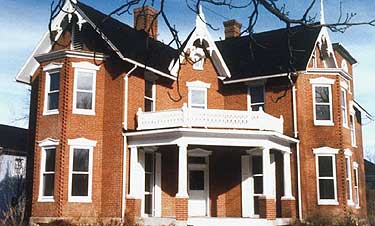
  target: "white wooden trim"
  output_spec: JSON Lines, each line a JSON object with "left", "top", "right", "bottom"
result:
{"left": 68, "top": 138, "right": 97, "bottom": 147}
{"left": 341, "top": 88, "right": 348, "bottom": 128}
{"left": 313, "top": 146, "right": 339, "bottom": 155}
{"left": 312, "top": 84, "right": 334, "bottom": 126}
{"left": 38, "top": 147, "right": 56, "bottom": 202}
{"left": 315, "top": 152, "right": 339, "bottom": 205}
{"left": 309, "top": 77, "right": 335, "bottom": 85}
{"left": 344, "top": 148, "right": 352, "bottom": 157}
{"left": 353, "top": 163, "right": 360, "bottom": 208}
{"left": 345, "top": 155, "right": 353, "bottom": 205}
{"left": 241, "top": 155, "right": 251, "bottom": 217}
{"left": 38, "top": 138, "right": 60, "bottom": 147}
{"left": 43, "top": 67, "right": 61, "bottom": 116}
{"left": 43, "top": 62, "right": 63, "bottom": 72}
{"left": 176, "top": 143, "right": 189, "bottom": 198}
{"left": 247, "top": 85, "right": 265, "bottom": 111}
{"left": 72, "top": 64, "right": 97, "bottom": 115}
{"left": 68, "top": 144, "right": 94, "bottom": 203}
{"left": 154, "top": 152, "right": 162, "bottom": 217}
{"left": 186, "top": 81, "right": 211, "bottom": 89}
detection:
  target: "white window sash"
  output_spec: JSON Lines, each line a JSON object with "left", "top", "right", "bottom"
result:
{"left": 189, "top": 88, "right": 208, "bottom": 109}
{"left": 312, "top": 84, "right": 334, "bottom": 126}
{"left": 43, "top": 71, "right": 60, "bottom": 115}
{"left": 38, "top": 147, "right": 56, "bottom": 202}
{"left": 73, "top": 68, "right": 97, "bottom": 115}
{"left": 353, "top": 166, "right": 360, "bottom": 208}
{"left": 315, "top": 154, "right": 338, "bottom": 205}
{"left": 345, "top": 156, "right": 353, "bottom": 205}
{"left": 247, "top": 86, "right": 265, "bottom": 111}
{"left": 144, "top": 81, "right": 156, "bottom": 112}
{"left": 341, "top": 88, "right": 348, "bottom": 128}
{"left": 350, "top": 114, "right": 357, "bottom": 147}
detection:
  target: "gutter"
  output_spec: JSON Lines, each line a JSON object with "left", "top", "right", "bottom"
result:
{"left": 223, "top": 71, "right": 304, "bottom": 84}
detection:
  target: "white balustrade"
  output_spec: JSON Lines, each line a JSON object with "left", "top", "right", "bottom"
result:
{"left": 137, "top": 104, "right": 284, "bottom": 133}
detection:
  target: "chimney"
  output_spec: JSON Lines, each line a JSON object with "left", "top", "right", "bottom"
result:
{"left": 223, "top": 19, "right": 242, "bottom": 39}
{"left": 134, "top": 6, "right": 158, "bottom": 39}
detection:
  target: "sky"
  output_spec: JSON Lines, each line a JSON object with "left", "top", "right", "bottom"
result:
{"left": 0, "top": 0, "right": 374, "bottom": 155}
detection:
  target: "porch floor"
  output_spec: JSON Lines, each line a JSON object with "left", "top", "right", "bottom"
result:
{"left": 141, "top": 217, "right": 292, "bottom": 226}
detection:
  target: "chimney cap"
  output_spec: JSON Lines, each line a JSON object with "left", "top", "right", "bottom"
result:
{"left": 223, "top": 19, "right": 242, "bottom": 27}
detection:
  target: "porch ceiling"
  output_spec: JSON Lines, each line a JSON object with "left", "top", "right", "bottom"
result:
{"left": 124, "top": 128, "right": 298, "bottom": 152}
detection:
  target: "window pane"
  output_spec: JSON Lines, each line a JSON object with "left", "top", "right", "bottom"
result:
{"left": 250, "top": 86, "right": 264, "bottom": 104}
{"left": 316, "top": 105, "right": 331, "bottom": 120}
{"left": 341, "top": 90, "right": 346, "bottom": 107}
{"left": 50, "top": 72, "right": 60, "bottom": 91}
{"left": 76, "top": 92, "right": 93, "bottom": 110}
{"left": 315, "top": 86, "right": 329, "bottom": 103}
{"left": 45, "top": 149, "right": 56, "bottom": 172}
{"left": 354, "top": 169, "right": 358, "bottom": 186}
{"left": 77, "top": 72, "right": 93, "bottom": 90}
{"left": 254, "top": 196, "right": 260, "bottom": 215}
{"left": 145, "top": 153, "right": 154, "bottom": 172}
{"left": 43, "top": 174, "right": 54, "bottom": 196}
{"left": 145, "top": 173, "right": 153, "bottom": 192}
{"left": 144, "top": 99, "right": 153, "bottom": 112}
{"left": 145, "top": 81, "right": 153, "bottom": 98}
{"left": 191, "top": 90, "right": 205, "bottom": 106}
{"left": 254, "top": 176, "right": 263, "bottom": 194}
{"left": 346, "top": 158, "right": 350, "bottom": 178}
{"left": 144, "top": 194, "right": 153, "bottom": 215}
{"left": 72, "top": 174, "right": 89, "bottom": 196}
{"left": 189, "top": 170, "right": 204, "bottom": 190}
{"left": 48, "top": 92, "right": 59, "bottom": 110}
{"left": 347, "top": 180, "right": 351, "bottom": 200}
{"left": 252, "top": 156, "right": 262, "bottom": 175}
{"left": 73, "top": 149, "right": 89, "bottom": 172}
{"left": 318, "top": 156, "right": 333, "bottom": 177}
{"left": 319, "top": 179, "right": 335, "bottom": 199}
{"left": 251, "top": 104, "right": 264, "bottom": 111}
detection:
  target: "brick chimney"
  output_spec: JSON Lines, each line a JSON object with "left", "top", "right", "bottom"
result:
{"left": 134, "top": 6, "right": 158, "bottom": 39}
{"left": 223, "top": 19, "right": 242, "bottom": 39}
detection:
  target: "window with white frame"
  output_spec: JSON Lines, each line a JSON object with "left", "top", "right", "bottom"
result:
{"left": 72, "top": 62, "right": 100, "bottom": 115}
{"left": 68, "top": 138, "right": 96, "bottom": 202}
{"left": 248, "top": 85, "right": 265, "bottom": 111}
{"left": 350, "top": 114, "right": 357, "bottom": 147}
{"left": 310, "top": 77, "right": 335, "bottom": 126}
{"left": 312, "top": 50, "right": 317, "bottom": 68}
{"left": 341, "top": 88, "right": 348, "bottom": 127}
{"left": 144, "top": 80, "right": 155, "bottom": 112}
{"left": 43, "top": 63, "right": 62, "bottom": 115}
{"left": 192, "top": 47, "right": 205, "bottom": 70}
{"left": 38, "top": 138, "right": 59, "bottom": 202}
{"left": 187, "top": 81, "right": 210, "bottom": 109}
{"left": 341, "top": 59, "right": 349, "bottom": 73}
{"left": 353, "top": 162, "right": 360, "bottom": 207}
{"left": 313, "top": 147, "right": 339, "bottom": 205}
{"left": 252, "top": 155, "right": 263, "bottom": 215}
{"left": 345, "top": 149, "right": 353, "bottom": 205}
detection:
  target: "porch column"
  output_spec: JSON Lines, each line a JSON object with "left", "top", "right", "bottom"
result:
{"left": 259, "top": 147, "right": 276, "bottom": 220}
{"left": 281, "top": 151, "right": 296, "bottom": 218}
{"left": 126, "top": 146, "right": 142, "bottom": 219}
{"left": 176, "top": 143, "right": 189, "bottom": 222}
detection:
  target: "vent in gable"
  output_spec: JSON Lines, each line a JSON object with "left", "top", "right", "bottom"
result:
{"left": 71, "top": 23, "right": 83, "bottom": 51}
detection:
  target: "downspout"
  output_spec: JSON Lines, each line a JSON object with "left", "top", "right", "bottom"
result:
{"left": 122, "top": 65, "right": 137, "bottom": 219}
{"left": 289, "top": 74, "right": 303, "bottom": 220}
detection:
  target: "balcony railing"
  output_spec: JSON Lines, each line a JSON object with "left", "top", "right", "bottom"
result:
{"left": 136, "top": 104, "right": 284, "bottom": 133}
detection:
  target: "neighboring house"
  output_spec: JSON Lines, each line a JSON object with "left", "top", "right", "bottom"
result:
{"left": 0, "top": 124, "right": 28, "bottom": 212}
{"left": 15, "top": 0, "right": 373, "bottom": 225}
{"left": 365, "top": 159, "right": 375, "bottom": 190}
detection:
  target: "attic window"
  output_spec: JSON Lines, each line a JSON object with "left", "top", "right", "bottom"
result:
{"left": 192, "top": 47, "right": 205, "bottom": 70}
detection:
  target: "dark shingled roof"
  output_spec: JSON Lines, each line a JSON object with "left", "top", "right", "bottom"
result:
{"left": 76, "top": 2, "right": 178, "bottom": 75}
{"left": 333, "top": 43, "right": 357, "bottom": 65}
{"left": 0, "top": 125, "right": 28, "bottom": 153}
{"left": 216, "top": 25, "right": 322, "bottom": 81}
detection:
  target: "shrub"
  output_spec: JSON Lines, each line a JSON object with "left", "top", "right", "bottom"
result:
{"left": 367, "top": 189, "right": 375, "bottom": 226}
{"left": 291, "top": 211, "right": 369, "bottom": 226}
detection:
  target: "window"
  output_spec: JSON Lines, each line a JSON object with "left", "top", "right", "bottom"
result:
{"left": 144, "top": 80, "right": 155, "bottom": 112}
{"left": 310, "top": 77, "right": 335, "bottom": 126}
{"left": 72, "top": 62, "right": 100, "bottom": 115}
{"left": 68, "top": 138, "right": 96, "bottom": 202}
{"left": 313, "top": 147, "right": 339, "bottom": 205}
{"left": 341, "top": 88, "right": 348, "bottom": 127}
{"left": 187, "top": 81, "right": 210, "bottom": 109}
{"left": 38, "top": 138, "right": 59, "bottom": 202}
{"left": 248, "top": 86, "right": 265, "bottom": 111}
{"left": 341, "top": 59, "right": 349, "bottom": 73}
{"left": 43, "top": 63, "right": 62, "bottom": 115}
{"left": 312, "top": 50, "right": 317, "bottom": 68}
{"left": 350, "top": 114, "right": 356, "bottom": 147}
{"left": 252, "top": 155, "right": 263, "bottom": 215}
{"left": 191, "top": 47, "right": 205, "bottom": 70}
{"left": 345, "top": 150, "right": 353, "bottom": 205}
{"left": 353, "top": 163, "right": 360, "bottom": 207}
{"left": 144, "top": 152, "right": 154, "bottom": 215}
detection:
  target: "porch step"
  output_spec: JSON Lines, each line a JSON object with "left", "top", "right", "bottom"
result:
{"left": 187, "top": 217, "right": 292, "bottom": 226}
{"left": 140, "top": 217, "right": 176, "bottom": 226}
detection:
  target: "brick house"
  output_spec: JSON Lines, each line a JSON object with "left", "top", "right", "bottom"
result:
{"left": 15, "top": 0, "right": 372, "bottom": 225}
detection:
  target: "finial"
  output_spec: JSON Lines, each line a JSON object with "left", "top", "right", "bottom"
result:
{"left": 320, "top": 0, "right": 325, "bottom": 25}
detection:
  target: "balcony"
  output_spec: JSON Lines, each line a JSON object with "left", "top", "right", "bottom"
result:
{"left": 136, "top": 104, "right": 284, "bottom": 133}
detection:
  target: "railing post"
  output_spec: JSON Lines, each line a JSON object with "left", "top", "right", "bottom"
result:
{"left": 182, "top": 103, "right": 189, "bottom": 127}
{"left": 137, "top": 108, "right": 143, "bottom": 130}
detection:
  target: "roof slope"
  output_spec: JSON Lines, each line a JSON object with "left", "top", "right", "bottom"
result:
{"left": 76, "top": 2, "right": 178, "bottom": 75}
{"left": 216, "top": 25, "right": 322, "bottom": 81}
{"left": 0, "top": 125, "right": 28, "bottom": 153}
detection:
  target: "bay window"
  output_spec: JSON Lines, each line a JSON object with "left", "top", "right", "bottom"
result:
{"left": 68, "top": 138, "right": 96, "bottom": 202}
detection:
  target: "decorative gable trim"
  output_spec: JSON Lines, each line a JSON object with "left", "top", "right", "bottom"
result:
{"left": 313, "top": 146, "right": 339, "bottom": 155}
{"left": 186, "top": 80, "right": 211, "bottom": 89}
{"left": 309, "top": 77, "right": 335, "bottom": 85}
{"left": 68, "top": 138, "right": 97, "bottom": 147}
{"left": 38, "top": 138, "right": 60, "bottom": 147}
{"left": 170, "top": 6, "right": 231, "bottom": 80}
{"left": 72, "top": 61, "right": 100, "bottom": 71}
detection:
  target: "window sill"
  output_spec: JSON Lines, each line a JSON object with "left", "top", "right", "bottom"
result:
{"left": 343, "top": 125, "right": 350, "bottom": 129}
{"left": 38, "top": 197, "right": 54, "bottom": 202}
{"left": 43, "top": 110, "right": 59, "bottom": 116}
{"left": 352, "top": 144, "right": 358, "bottom": 148}
{"left": 318, "top": 200, "right": 339, "bottom": 205}
{"left": 347, "top": 200, "right": 355, "bottom": 206}
{"left": 73, "top": 109, "right": 95, "bottom": 116}
{"left": 314, "top": 121, "right": 334, "bottom": 127}
{"left": 68, "top": 197, "right": 92, "bottom": 203}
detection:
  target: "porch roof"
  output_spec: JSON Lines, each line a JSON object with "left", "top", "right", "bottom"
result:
{"left": 124, "top": 128, "right": 298, "bottom": 153}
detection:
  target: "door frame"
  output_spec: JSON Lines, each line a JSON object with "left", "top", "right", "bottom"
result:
{"left": 188, "top": 148, "right": 211, "bottom": 217}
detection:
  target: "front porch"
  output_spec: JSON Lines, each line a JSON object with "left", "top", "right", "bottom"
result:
{"left": 124, "top": 128, "right": 298, "bottom": 225}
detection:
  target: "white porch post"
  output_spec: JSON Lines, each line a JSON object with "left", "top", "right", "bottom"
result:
{"left": 283, "top": 152, "right": 294, "bottom": 199}
{"left": 128, "top": 146, "right": 140, "bottom": 198}
{"left": 262, "top": 147, "right": 274, "bottom": 198}
{"left": 176, "top": 143, "right": 189, "bottom": 198}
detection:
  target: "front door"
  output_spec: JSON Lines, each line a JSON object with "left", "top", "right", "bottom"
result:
{"left": 188, "top": 156, "right": 209, "bottom": 216}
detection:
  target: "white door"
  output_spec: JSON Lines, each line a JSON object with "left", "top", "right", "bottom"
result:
{"left": 188, "top": 165, "right": 208, "bottom": 216}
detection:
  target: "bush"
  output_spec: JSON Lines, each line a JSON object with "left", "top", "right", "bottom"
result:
{"left": 291, "top": 211, "right": 369, "bottom": 226}
{"left": 42, "top": 216, "right": 142, "bottom": 226}
{"left": 367, "top": 189, "right": 375, "bottom": 226}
